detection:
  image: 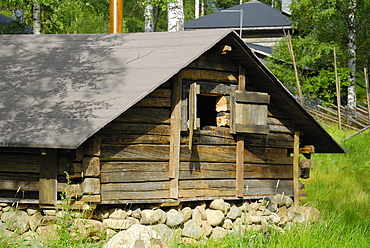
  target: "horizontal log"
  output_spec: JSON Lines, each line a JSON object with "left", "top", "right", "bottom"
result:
{"left": 244, "top": 133, "right": 294, "bottom": 148}
{"left": 180, "top": 162, "right": 292, "bottom": 179}
{"left": 178, "top": 179, "right": 293, "bottom": 198}
{"left": 183, "top": 81, "right": 238, "bottom": 96}
{"left": 101, "top": 181, "right": 170, "bottom": 200}
{"left": 134, "top": 97, "right": 171, "bottom": 108}
{"left": 98, "top": 123, "right": 170, "bottom": 135}
{"left": 182, "top": 69, "right": 238, "bottom": 83}
{"left": 187, "top": 55, "right": 239, "bottom": 72}
{"left": 101, "top": 144, "right": 293, "bottom": 164}
{"left": 147, "top": 88, "right": 171, "bottom": 98}
{"left": 100, "top": 133, "right": 171, "bottom": 145}
{"left": 113, "top": 108, "right": 171, "bottom": 124}
{"left": 0, "top": 153, "right": 40, "bottom": 173}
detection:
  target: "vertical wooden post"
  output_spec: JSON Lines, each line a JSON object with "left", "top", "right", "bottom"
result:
{"left": 293, "top": 131, "right": 300, "bottom": 206}
{"left": 169, "top": 72, "right": 182, "bottom": 199}
{"left": 365, "top": 68, "right": 370, "bottom": 122}
{"left": 39, "top": 149, "right": 58, "bottom": 205}
{"left": 110, "top": 0, "right": 123, "bottom": 33}
{"left": 236, "top": 66, "right": 245, "bottom": 197}
{"left": 334, "top": 48, "right": 342, "bottom": 130}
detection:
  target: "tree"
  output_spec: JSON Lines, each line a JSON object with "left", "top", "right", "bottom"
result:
{"left": 288, "top": 0, "right": 370, "bottom": 109}
{"left": 168, "top": 0, "right": 184, "bottom": 31}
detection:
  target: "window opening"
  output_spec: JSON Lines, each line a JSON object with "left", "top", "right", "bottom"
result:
{"left": 197, "top": 95, "right": 218, "bottom": 129}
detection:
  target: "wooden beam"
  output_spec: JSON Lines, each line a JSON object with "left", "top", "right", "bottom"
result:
{"left": 293, "top": 131, "right": 300, "bottom": 206}
{"left": 236, "top": 66, "right": 246, "bottom": 197}
{"left": 169, "top": 72, "right": 182, "bottom": 199}
{"left": 39, "top": 149, "right": 58, "bottom": 205}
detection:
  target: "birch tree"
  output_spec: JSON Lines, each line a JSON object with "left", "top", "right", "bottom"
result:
{"left": 167, "top": 0, "right": 184, "bottom": 32}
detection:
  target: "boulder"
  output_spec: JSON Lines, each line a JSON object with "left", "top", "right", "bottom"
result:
{"left": 103, "top": 224, "right": 167, "bottom": 248}
{"left": 182, "top": 207, "right": 192, "bottom": 222}
{"left": 210, "top": 227, "right": 227, "bottom": 241}
{"left": 109, "top": 209, "right": 127, "bottom": 220}
{"left": 195, "top": 205, "right": 207, "bottom": 220}
{"left": 140, "top": 209, "right": 160, "bottom": 225}
{"left": 28, "top": 212, "right": 42, "bottom": 231}
{"left": 155, "top": 209, "right": 167, "bottom": 224}
{"left": 74, "top": 219, "right": 105, "bottom": 240}
{"left": 166, "top": 209, "right": 184, "bottom": 227}
{"left": 1, "top": 210, "right": 30, "bottom": 233}
{"left": 205, "top": 209, "right": 224, "bottom": 226}
{"left": 182, "top": 220, "right": 202, "bottom": 239}
{"left": 227, "top": 206, "right": 242, "bottom": 220}
{"left": 201, "top": 221, "right": 213, "bottom": 237}
{"left": 209, "top": 199, "right": 227, "bottom": 212}
{"left": 103, "top": 219, "right": 132, "bottom": 230}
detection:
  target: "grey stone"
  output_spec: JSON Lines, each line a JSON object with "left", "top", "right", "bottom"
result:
{"left": 1, "top": 210, "right": 29, "bottom": 233}
{"left": 182, "top": 219, "right": 202, "bottom": 239}
{"left": 209, "top": 199, "right": 227, "bottom": 212}
{"left": 109, "top": 209, "right": 127, "bottom": 220}
{"left": 205, "top": 209, "right": 224, "bottom": 226}
{"left": 246, "top": 224, "right": 263, "bottom": 232}
{"left": 2, "top": 206, "right": 15, "bottom": 212}
{"left": 26, "top": 206, "right": 40, "bottom": 216}
{"left": 28, "top": 212, "right": 42, "bottom": 231}
{"left": 166, "top": 209, "right": 184, "bottom": 227}
{"left": 267, "top": 202, "right": 278, "bottom": 212}
{"left": 20, "top": 230, "right": 43, "bottom": 246}
{"left": 192, "top": 208, "right": 203, "bottom": 226}
{"left": 232, "top": 218, "right": 245, "bottom": 235}
{"left": 249, "top": 202, "right": 262, "bottom": 210}
{"left": 36, "top": 224, "right": 58, "bottom": 240}
{"left": 155, "top": 209, "right": 167, "bottom": 224}
{"left": 210, "top": 227, "right": 227, "bottom": 241}
{"left": 195, "top": 205, "right": 207, "bottom": 220}
{"left": 222, "top": 219, "right": 233, "bottom": 229}
{"left": 103, "top": 219, "right": 132, "bottom": 230}
{"left": 241, "top": 213, "right": 262, "bottom": 225}
{"left": 239, "top": 202, "right": 251, "bottom": 212}
{"left": 227, "top": 206, "right": 242, "bottom": 220}
{"left": 149, "top": 224, "right": 174, "bottom": 242}
{"left": 106, "top": 228, "right": 117, "bottom": 238}
{"left": 131, "top": 208, "right": 141, "bottom": 219}
{"left": 201, "top": 221, "right": 212, "bottom": 237}
{"left": 298, "top": 206, "right": 320, "bottom": 223}
{"left": 271, "top": 194, "right": 285, "bottom": 206}
{"left": 126, "top": 217, "right": 140, "bottom": 225}
{"left": 43, "top": 210, "right": 56, "bottom": 216}
{"left": 284, "top": 196, "right": 293, "bottom": 207}
{"left": 140, "top": 209, "right": 160, "bottom": 225}
{"left": 182, "top": 207, "right": 192, "bottom": 222}
{"left": 103, "top": 224, "right": 167, "bottom": 248}
{"left": 74, "top": 219, "right": 105, "bottom": 240}
{"left": 268, "top": 214, "right": 281, "bottom": 224}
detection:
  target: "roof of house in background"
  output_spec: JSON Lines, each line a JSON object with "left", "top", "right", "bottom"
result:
{"left": 0, "top": 29, "right": 343, "bottom": 153}
{"left": 184, "top": 1, "right": 292, "bottom": 30}
{"left": 0, "top": 14, "right": 33, "bottom": 34}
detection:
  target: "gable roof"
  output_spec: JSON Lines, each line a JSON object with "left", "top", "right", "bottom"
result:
{"left": 0, "top": 29, "right": 343, "bottom": 153}
{"left": 184, "top": 1, "right": 292, "bottom": 30}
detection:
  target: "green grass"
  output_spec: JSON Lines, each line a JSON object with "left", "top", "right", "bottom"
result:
{"left": 193, "top": 126, "right": 370, "bottom": 248}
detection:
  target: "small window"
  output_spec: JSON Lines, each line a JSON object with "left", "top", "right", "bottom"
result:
{"left": 197, "top": 95, "right": 218, "bottom": 129}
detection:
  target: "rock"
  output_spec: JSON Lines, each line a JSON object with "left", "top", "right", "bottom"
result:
{"left": 222, "top": 219, "right": 233, "bottom": 229}
{"left": 239, "top": 202, "right": 251, "bottom": 212}
{"left": 43, "top": 210, "right": 57, "bottom": 216}
{"left": 0, "top": 203, "right": 8, "bottom": 207}
{"left": 166, "top": 209, "right": 184, "bottom": 227}
{"left": 268, "top": 214, "right": 281, "bottom": 224}
{"left": 1, "top": 210, "right": 30, "bottom": 233}
{"left": 249, "top": 202, "right": 262, "bottom": 211}
{"left": 155, "top": 209, "right": 167, "bottom": 224}
{"left": 26, "top": 206, "right": 40, "bottom": 216}
{"left": 16, "top": 204, "right": 29, "bottom": 210}
{"left": 299, "top": 207, "right": 320, "bottom": 223}
{"left": 271, "top": 194, "right": 285, "bottom": 206}
{"left": 261, "top": 219, "right": 269, "bottom": 232}
{"left": 241, "top": 213, "right": 262, "bottom": 225}
{"left": 284, "top": 196, "right": 293, "bottom": 207}
{"left": 293, "top": 213, "right": 308, "bottom": 224}
{"left": 182, "top": 207, "right": 192, "bottom": 222}
{"left": 131, "top": 208, "right": 141, "bottom": 219}
{"left": 205, "top": 209, "right": 224, "bottom": 226}
{"left": 195, "top": 205, "right": 207, "bottom": 220}
{"left": 106, "top": 228, "right": 117, "bottom": 238}
{"left": 126, "top": 217, "right": 140, "bottom": 225}
{"left": 39, "top": 215, "right": 57, "bottom": 226}
{"left": 227, "top": 206, "right": 242, "bottom": 220}
{"left": 126, "top": 210, "right": 132, "bottom": 216}
{"left": 28, "top": 212, "right": 42, "bottom": 231}
{"left": 181, "top": 237, "right": 198, "bottom": 246}
{"left": 182, "top": 220, "right": 202, "bottom": 239}
{"left": 2, "top": 206, "right": 15, "bottom": 212}
{"left": 1, "top": 229, "right": 20, "bottom": 239}
{"left": 103, "top": 219, "right": 132, "bottom": 230}
{"left": 191, "top": 208, "right": 203, "bottom": 226}
{"left": 74, "top": 219, "right": 105, "bottom": 240}
{"left": 149, "top": 224, "right": 174, "bottom": 242}
{"left": 201, "top": 221, "right": 213, "bottom": 237}
{"left": 210, "top": 199, "right": 227, "bottom": 212}
{"left": 36, "top": 224, "right": 58, "bottom": 240}
{"left": 92, "top": 208, "right": 104, "bottom": 220}
{"left": 277, "top": 206, "right": 287, "bottom": 218}
{"left": 267, "top": 202, "right": 278, "bottom": 212}
{"left": 109, "top": 209, "right": 127, "bottom": 220}
{"left": 210, "top": 227, "right": 227, "bottom": 241}
{"left": 20, "top": 230, "right": 43, "bottom": 246}
{"left": 246, "top": 225, "right": 263, "bottom": 232}
{"left": 232, "top": 218, "right": 245, "bottom": 235}
{"left": 140, "top": 209, "right": 160, "bottom": 225}
{"left": 103, "top": 224, "right": 167, "bottom": 248}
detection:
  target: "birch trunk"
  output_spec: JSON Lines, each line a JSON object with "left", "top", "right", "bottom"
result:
{"left": 347, "top": 0, "right": 357, "bottom": 111}
{"left": 145, "top": 5, "right": 154, "bottom": 32}
{"left": 168, "top": 0, "right": 184, "bottom": 32}
{"left": 33, "top": 1, "right": 41, "bottom": 34}
{"left": 195, "top": 0, "right": 199, "bottom": 19}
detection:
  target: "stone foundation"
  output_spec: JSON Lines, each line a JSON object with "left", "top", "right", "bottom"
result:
{"left": 0, "top": 194, "right": 320, "bottom": 246}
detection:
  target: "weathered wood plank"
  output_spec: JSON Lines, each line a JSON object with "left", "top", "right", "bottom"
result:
{"left": 0, "top": 153, "right": 40, "bottom": 173}
{"left": 134, "top": 97, "right": 171, "bottom": 108}
{"left": 100, "top": 144, "right": 293, "bottom": 164}
{"left": 182, "top": 69, "right": 238, "bottom": 83}
{"left": 101, "top": 181, "right": 170, "bottom": 200}
{"left": 243, "top": 179, "right": 293, "bottom": 196}
{"left": 187, "top": 55, "right": 239, "bottom": 72}
{"left": 244, "top": 133, "right": 293, "bottom": 148}
{"left": 147, "top": 88, "right": 171, "bottom": 98}
{"left": 39, "top": 149, "right": 58, "bottom": 205}
{"left": 293, "top": 131, "right": 300, "bottom": 206}
{"left": 113, "top": 108, "right": 171, "bottom": 124}
{"left": 83, "top": 136, "right": 101, "bottom": 157}
{"left": 0, "top": 174, "right": 39, "bottom": 191}
{"left": 98, "top": 123, "right": 170, "bottom": 135}
{"left": 82, "top": 157, "right": 100, "bottom": 177}
{"left": 180, "top": 162, "right": 292, "bottom": 179}
{"left": 100, "top": 133, "right": 171, "bottom": 145}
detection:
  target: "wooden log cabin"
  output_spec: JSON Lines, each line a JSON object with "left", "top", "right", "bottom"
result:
{"left": 0, "top": 29, "right": 344, "bottom": 207}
